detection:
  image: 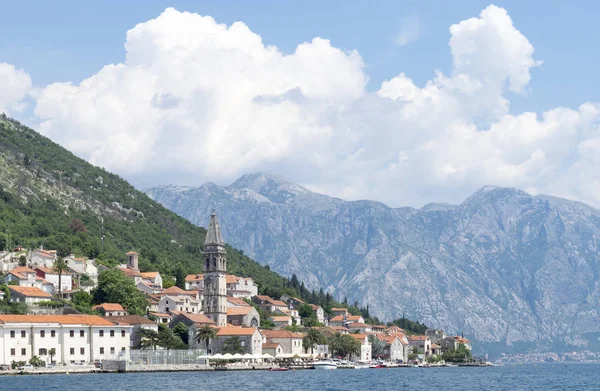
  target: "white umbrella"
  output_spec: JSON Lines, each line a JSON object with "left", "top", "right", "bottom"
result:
{"left": 233, "top": 353, "right": 243, "bottom": 359}
{"left": 212, "top": 353, "right": 224, "bottom": 359}
{"left": 262, "top": 353, "right": 274, "bottom": 359}
{"left": 223, "top": 353, "right": 234, "bottom": 359}
{"left": 243, "top": 353, "right": 253, "bottom": 359}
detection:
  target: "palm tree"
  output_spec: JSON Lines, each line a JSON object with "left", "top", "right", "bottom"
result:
{"left": 137, "top": 328, "right": 160, "bottom": 350}
{"left": 49, "top": 348, "right": 56, "bottom": 364}
{"left": 222, "top": 336, "right": 245, "bottom": 354}
{"left": 303, "top": 328, "right": 327, "bottom": 354}
{"left": 52, "top": 257, "right": 68, "bottom": 297}
{"left": 196, "top": 324, "right": 217, "bottom": 353}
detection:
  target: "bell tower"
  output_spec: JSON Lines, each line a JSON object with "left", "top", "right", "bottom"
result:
{"left": 203, "top": 209, "right": 227, "bottom": 327}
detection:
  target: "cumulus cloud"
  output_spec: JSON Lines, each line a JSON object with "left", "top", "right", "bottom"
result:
{"left": 0, "top": 63, "right": 32, "bottom": 114}
{"left": 20, "top": 5, "right": 600, "bottom": 208}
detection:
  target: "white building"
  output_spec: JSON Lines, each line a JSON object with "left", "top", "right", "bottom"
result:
{"left": 30, "top": 248, "right": 57, "bottom": 268}
{"left": 184, "top": 273, "right": 258, "bottom": 300}
{"left": 8, "top": 286, "right": 52, "bottom": 304}
{"left": 157, "top": 295, "right": 202, "bottom": 314}
{"left": 261, "top": 330, "right": 304, "bottom": 356}
{"left": 3, "top": 266, "right": 54, "bottom": 293}
{"left": 35, "top": 266, "right": 73, "bottom": 294}
{"left": 349, "top": 333, "right": 372, "bottom": 362}
{"left": 64, "top": 256, "right": 98, "bottom": 281}
{"left": 0, "top": 315, "right": 131, "bottom": 365}
{"left": 211, "top": 326, "right": 263, "bottom": 355}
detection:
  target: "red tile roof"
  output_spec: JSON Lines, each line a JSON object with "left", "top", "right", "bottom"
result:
{"left": 35, "top": 266, "right": 71, "bottom": 275}
{"left": 7, "top": 286, "right": 52, "bottom": 298}
{"left": 105, "top": 315, "right": 156, "bottom": 326}
{"left": 226, "top": 297, "right": 250, "bottom": 306}
{"left": 176, "top": 313, "right": 215, "bottom": 325}
{"left": 227, "top": 307, "right": 254, "bottom": 316}
{"left": 92, "top": 303, "right": 125, "bottom": 312}
{"left": 217, "top": 326, "right": 259, "bottom": 336}
{"left": 0, "top": 314, "right": 116, "bottom": 326}
{"left": 185, "top": 274, "right": 204, "bottom": 282}
{"left": 261, "top": 330, "right": 305, "bottom": 339}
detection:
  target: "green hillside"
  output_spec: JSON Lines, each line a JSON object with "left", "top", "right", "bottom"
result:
{"left": 0, "top": 114, "right": 282, "bottom": 290}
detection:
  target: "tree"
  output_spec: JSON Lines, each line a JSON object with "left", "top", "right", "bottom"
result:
{"left": 137, "top": 328, "right": 160, "bottom": 350}
{"left": 158, "top": 324, "right": 186, "bottom": 350}
{"left": 72, "top": 290, "right": 93, "bottom": 313}
{"left": 328, "top": 334, "right": 361, "bottom": 360}
{"left": 29, "top": 355, "right": 44, "bottom": 367}
{"left": 49, "top": 348, "right": 56, "bottom": 363}
{"left": 303, "top": 328, "right": 327, "bottom": 353}
{"left": 175, "top": 266, "right": 186, "bottom": 289}
{"left": 369, "top": 334, "right": 385, "bottom": 358}
{"left": 52, "top": 257, "right": 68, "bottom": 297}
{"left": 93, "top": 269, "right": 148, "bottom": 315}
{"left": 196, "top": 324, "right": 217, "bottom": 352}
{"left": 222, "top": 336, "right": 245, "bottom": 354}
{"left": 299, "top": 303, "right": 319, "bottom": 327}
{"left": 69, "top": 219, "right": 87, "bottom": 233}
{"left": 18, "top": 255, "right": 26, "bottom": 266}
{"left": 173, "top": 322, "right": 189, "bottom": 345}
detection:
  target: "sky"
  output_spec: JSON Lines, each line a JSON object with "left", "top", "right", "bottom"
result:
{"left": 1, "top": 1, "right": 599, "bottom": 208}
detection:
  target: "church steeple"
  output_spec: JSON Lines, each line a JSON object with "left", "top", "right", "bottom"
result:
{"left": 205, "top": 209, "right": 224, "bottom": 246}
{"left": 203, "top": 209, "right": 227, "bottom": 327}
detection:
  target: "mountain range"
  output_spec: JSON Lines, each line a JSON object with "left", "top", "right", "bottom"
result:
{"left": 147, "top": 172, "right": 600, "bottom": 353}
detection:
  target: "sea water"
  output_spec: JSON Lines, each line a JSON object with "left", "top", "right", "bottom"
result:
{"left": 1, "top": 364, "right": 598, "bottom": 391}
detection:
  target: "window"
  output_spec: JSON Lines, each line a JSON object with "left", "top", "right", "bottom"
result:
{"left": 51, "top": 330, "right": 56, "bottom": 338}
{"left": 21, "top": 348, "right": 26, "bottom": 355}
{"left": 100, "top": 347, "right": 105, "bottom": 354}
{"left": 70, "top": 330, "right": 74, "bottom": 337}
{"left": 121, "top": 347, "right": 126, "bottom": 352}
{"left": 80, "top": 330, "right": 84, "bottom": 337}
{"left": 21, "top": 330, "right": 26, "bottom": 338}
{"left": 80, "top": 348, "right": 85, "bottom": 355}
{"left": 40, "top": 330, "right": 45, "bottom": 338}
{"left": 10, "top": 330, "right": 15, "bottom": 338}
{"left": 39, "top": 348, "right": 47, "bottom": 355}
{"left": 110, "top": 330, "right": 115, "bottom": 337}
{"left": 70, "top": 348, "right": 75, "bottom": 355}
{"left": 110, "top": 347, "right": 115, "bottom": 354}
{"left": 121, "top": 330, "right": 125, "bottom": 337}
{"left": 10, "top": 348, "right": 15, "bottom": 356}
{"left": 99, "top": 330, "right": 104, "bottom": 337}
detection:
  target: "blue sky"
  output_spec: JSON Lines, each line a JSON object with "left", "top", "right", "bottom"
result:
{"left": 1, "top": 1, "right": 599, "bottom": 207}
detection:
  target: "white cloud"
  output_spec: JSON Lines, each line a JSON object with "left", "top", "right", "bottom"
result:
{"left": 394, "top": 14, "right": 422, "bottom": 46}
{"left": 9, "top": 5, "right": 600, "bottom": 208}
{"left": 0, "top": 63, "right": 32, "bottom": 114}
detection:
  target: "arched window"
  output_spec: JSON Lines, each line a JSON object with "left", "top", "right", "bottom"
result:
{"left": 213, "top": 258, "right": 217, "bottom": 267}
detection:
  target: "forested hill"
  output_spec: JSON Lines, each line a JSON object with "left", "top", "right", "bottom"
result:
{"left": 0, "top": 114, "right": 283, "bottom": 290}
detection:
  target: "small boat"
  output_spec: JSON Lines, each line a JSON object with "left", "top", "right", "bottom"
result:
{"left": 269, "top": 367, "right": 289, "bottom": 372}
{"left": 312, "top": 359, "right": 338, "bottom": 370}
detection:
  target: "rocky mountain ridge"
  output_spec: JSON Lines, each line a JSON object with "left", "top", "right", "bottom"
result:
{"left": 147, "top": 173, "right": 600, "bottom": 352}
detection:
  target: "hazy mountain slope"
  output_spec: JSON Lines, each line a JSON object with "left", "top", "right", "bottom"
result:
{"left": 147, "top": 173, "right": 600, "bottom": 352}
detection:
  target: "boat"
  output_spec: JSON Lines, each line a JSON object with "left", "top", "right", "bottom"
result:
{"left": 354, "top": 362, "right": 370, "bottom": 369}
{"left": 269, "top": 367, "right": 289, "bottom": 372}
{"left": 312, "top": 359, "right": 338, "bottom": 370}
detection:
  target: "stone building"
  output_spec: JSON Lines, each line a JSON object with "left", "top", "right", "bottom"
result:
{"left": 203, "top": 210, "right": 228, "bottom": 327}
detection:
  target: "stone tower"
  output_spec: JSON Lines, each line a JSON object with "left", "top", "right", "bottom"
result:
{"left": 126, "top": 251, "right": 139, "bottom": 271}
{"left": 203, "top": 209, "right": 227, "bottom": 327}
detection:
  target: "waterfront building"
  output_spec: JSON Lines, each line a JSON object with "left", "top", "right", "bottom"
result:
{"left": 202, "top": 210, "right": 228, "bottom": 327}
{"left": 211, "top": 326, "right": 262, "bottom": 355}
{"left": 7, "top": 286, "right": 52, "bottom": 304}
{"left": 261, "top": 330, "right": 304, "bottom": 356}
{"left": 0, "top": 315, "right": 131, "bottom": 365}
{"left": 348, "top": 333, "right": 372, "bottom": 362}
{"left": 104, "top": 315, "right": 158, "bottom": 348}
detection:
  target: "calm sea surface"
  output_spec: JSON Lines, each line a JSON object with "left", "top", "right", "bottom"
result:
{"left": 2, "top": 364, "right": 600, "bottom": 391}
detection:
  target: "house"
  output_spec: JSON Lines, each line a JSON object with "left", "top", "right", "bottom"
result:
{"left": 328, "top": 326, "right": 349, "bottom": 335}
{"left": 7, "top": 286, "right": 52, "bottom": 304}
{"left": 0, "top": 314, "right": 131, "bottom": 365}
{"left": 226, "top": 275, "right": 258, "bottom": 299}
{"left": 35, "top": 266, "right": 73, "bottom": 293}
{"left": 104, "top": 315, "right": 158, "bottom": 348}
{"left": 378, "top": 334, "right": 408, "bottom": 363}
{"left": 261, "top": 330, "right": 304, "bottom": 356}
{"left": 92, "top": 303, "right": 127, "bottom": 317}
{"left": 407, "top": 335, "right": 432, "bottom": 357}
{"left": 347, "top": 322, "right": 372, "bottom": 333}
{"left": 272, "top": 308, "right": 301, "bottom": 325}
{"left": 308, "top": 304, "right": 326, "bottom": 325}
{"left": 252, "top": 295, "right": 288, "bottom": 313}
{"left": 331, "top": 308, "right": 348, "bottom": 317}
{"left": 370, "top": 324, "right": 386, "bottom": 333}
{"left": 385, "top": 326, "right": 405, "bottom": 334}
{"left": 149, "top": 312, "right": 172, "bottom": 324}
{"left": 136, "top": 281, "right": 162, "bottom": 295}
{"left": 329, "top": 314, "right": 364, "bottom": 327}
{"left": 227, "top": 306, "right": 260, "bottom": 327}
{"left": 262, "top": 342, "right": 283, "bottom": 357}
{"left": 270, "top": 315, "right": 292, "bottom": 328}
{"left": 140, "top": 272, "right": 162, "bottom": 290}
{"left": 441, "top": 335, "right": 472, "bottom": 351}
{"left": 158, "top": 286, "right": 200, "bottom": 298}
{"left": 3, "top": 267, "right": 55, "bottom": 294}
{"left": 347, "top": 333, "right": 372, "bottom": 362}
{"left": 347, "top": 315, "right": 364, "bottom": 324}
{"left": 30, "top": 248, "right": 57, "bottom": 267}
{"left": 280, "top": 295, "right": 305, "bottom": 307}
{"left": 64, "top": 256, "right": 98, "bottom": 282}
{"left": 157, "top": 295, "right": 202, "bottom": 314}
{"left": 425, "top": 329, "right": 446, "bottom": 345}
{"left": 328, "top": 315, "right": 345, "bottom": 327}
{"left": 170, "top": 313, "right": 216, "bottom": 348}
{"left": 211, "top": 326, "right": 263, "bottom": 355}
{"left": 431, "top": 343, "right": 442, "bottom": 356}
{"left": 185, "top": 274, "right": 203, "bottom": 291}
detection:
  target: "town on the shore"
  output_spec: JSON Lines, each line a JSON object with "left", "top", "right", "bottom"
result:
{"left": 0, "top": 211, "right": 477, "bottom": 372}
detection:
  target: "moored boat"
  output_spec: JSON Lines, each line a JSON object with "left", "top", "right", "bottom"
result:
{"left": 312, "top": 359, "right": 338, "bottom": 370}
